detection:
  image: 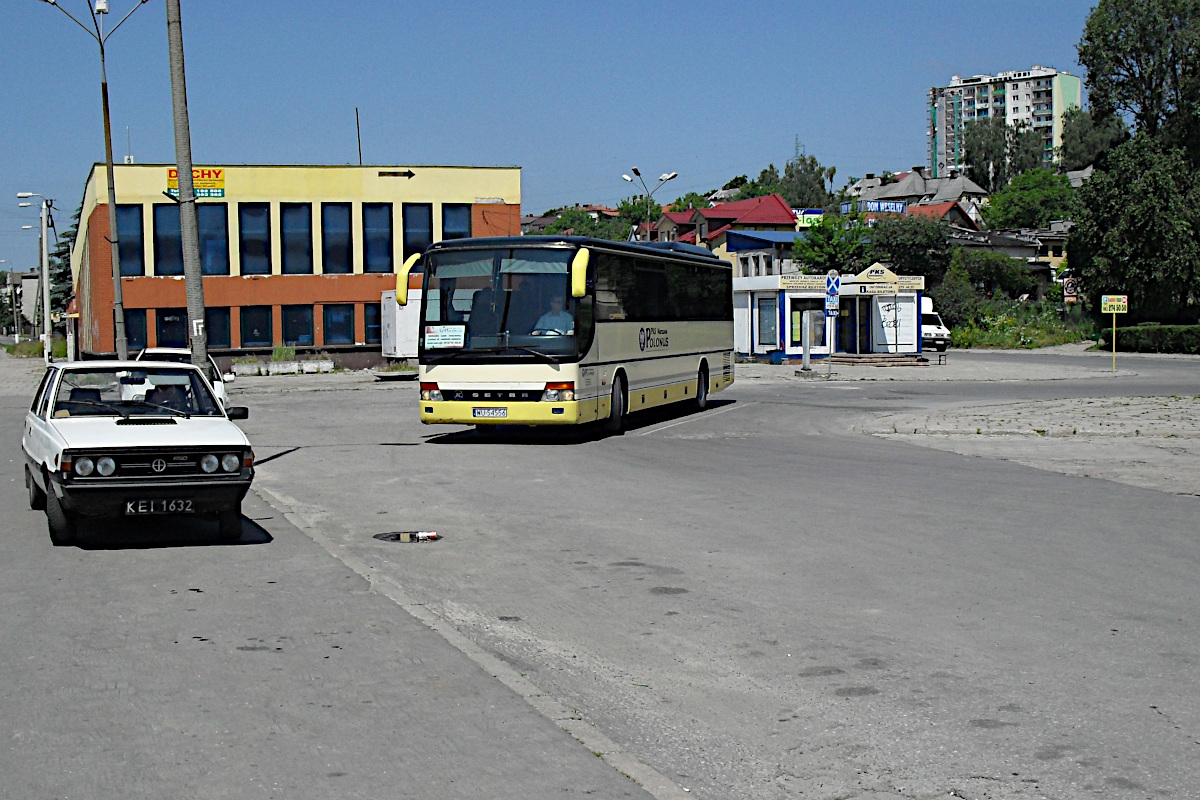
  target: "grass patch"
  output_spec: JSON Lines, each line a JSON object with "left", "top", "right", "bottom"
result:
{"left": 951, "top": 300, "right": 1096, "bottom": 349}
{"left": 271, "top": 345, "right": 296, "bottom": 362}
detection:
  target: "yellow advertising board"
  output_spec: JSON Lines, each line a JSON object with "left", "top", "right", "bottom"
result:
{"left": 166, "top": 167, "right": 226, "bottom": 198}
{"left": 1101, "top": 295, "right": 1128, "bottom": 314}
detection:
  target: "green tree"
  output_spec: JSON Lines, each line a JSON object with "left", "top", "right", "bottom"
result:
{"left": 963, "top": 117, "right": 1045, "bottom": 193}
{"left": 1070, "top": 134, "right": 1200, "bottom": 322}
{"left": 928, "top": 262, "right": 979, "bottom": 328}
{"left": 738, "top": 143, "right": 835, "bottom": 209}
{"left": 951, "top": 248, "right": 1036, "bottom": 297}
{"left": 791, "top": 211, "right": 869, "bottom": 274}
{"left": 735, "top": 164, "right": 783, "bottom": 201}
{"left": 668, "top": 191, "right": 711, "bottom": 213}
{"left": 981, "top": 168, "right": 1075, "bottom": 229}
{"left": 47, "top": 205, "right": 80, "bottom": 320}
{"left": 1058, "top": 107, "right": 1130, "bottom": 170}
{"left": 1077, "top": 0, "right": 1200, "bottom": 142}
{"left": 867, "top": 215, "right": 953, "bottom": 286}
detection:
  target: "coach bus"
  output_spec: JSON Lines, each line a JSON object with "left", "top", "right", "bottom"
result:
{"left": 393, "top": 236, "right": 734, "bottom": 432}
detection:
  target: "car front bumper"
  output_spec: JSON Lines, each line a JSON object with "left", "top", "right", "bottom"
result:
{"left": 50, "top": 473, "right": 253, "bottom": 518}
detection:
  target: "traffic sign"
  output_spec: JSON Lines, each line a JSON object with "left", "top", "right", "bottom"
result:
{"left": 826, "top": 271, "right": 841, "bottom": 295}
{"left": 825, "top": 294, "right": 839, "bottom": 316}
{"left": 1101, "top": 295, "right": 1128, "bottom": 314}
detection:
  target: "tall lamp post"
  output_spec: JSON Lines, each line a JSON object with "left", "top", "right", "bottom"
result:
{"left": 37, "top": 0, "right": 154, "bottom": 360}
{"left": 621, "top": 167, "right": 677, "bottom": 242}
{"left": 17, "top": 194, "right": 53, "bottom": 362}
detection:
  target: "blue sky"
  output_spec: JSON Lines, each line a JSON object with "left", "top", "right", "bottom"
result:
{"left": 1, "top": 0, "right": 1095, "bottom": 270}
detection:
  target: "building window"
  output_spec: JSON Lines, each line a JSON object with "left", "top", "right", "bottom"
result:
{"left": 153, "top": 203, "right": 184, "bottom": 276}
{"left": 239, "top": 203, "right": 272, "bottom": 275}
{"left": 116, "top": 204, "right": 144, "bottom": 276}
{"left": 323, "top": 303, "right": 354, "bottom": 345}
{"left": 198, "top": 203, "right": 230, "bottom": 275}
{"left": 240, "top": 305, "right": 272, "bottom": 347}
{"left": 156, "top": 307, "right": 187, "bottom": 347}
{"left": 443, "top": 203, "right": 471, "bottom": 240}
{"left": 363, "top": 203, "right": 393, "bottom": 273}
{"left": 364, "top": 302, "right": 382, "bottom": 344}
{"left": 280, "top": 203, "right": 313, "bottom": 274}
{"left": 402, "top": 203, "right": 432, "bottom": 263}
{"left": 282, "top": 304, "right": 314, "bottom": 346}
{"left": 321, "top": 203, "right": 352, "bottom": 274}
{"left": 757, "top": 296, "right": 778, "bottom": 347}
{"left": 124, "top": 308, "right": 147, "bottom": 351}
{"left": 206, "top": 307, "right": 231, "bottom": 348}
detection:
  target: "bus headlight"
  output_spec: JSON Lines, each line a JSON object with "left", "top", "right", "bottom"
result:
{"left": 420, "top": 383, "right": 443, "bottom": 401}
{"left": 542, "top": 382, "right": 575, "bottom": 402}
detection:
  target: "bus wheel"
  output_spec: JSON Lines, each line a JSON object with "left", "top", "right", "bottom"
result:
{"left": 604, "top": 376, "right": 626, "bottom": 434}
{"left": 695, "top": 367, "right": 709, "bottom": 410}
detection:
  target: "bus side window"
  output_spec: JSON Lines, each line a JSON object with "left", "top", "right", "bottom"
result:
{"left": 594, "top": 253, "right": 630, "bottom": 320}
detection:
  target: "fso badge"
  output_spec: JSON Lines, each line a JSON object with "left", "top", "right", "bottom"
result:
{"left": 639, "top": 327, "right": 669, "bottom": 351}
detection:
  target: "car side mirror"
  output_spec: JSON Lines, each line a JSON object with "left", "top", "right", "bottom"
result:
{"left": 222, "top": 372, "right": 236, "bottom": 383}
{"left": 226, "top": 406, "right": 249, "bottom": 420}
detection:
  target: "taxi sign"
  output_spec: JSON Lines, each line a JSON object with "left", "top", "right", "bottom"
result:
{"left": 1101, "top": 295, "right": 1128, "bottom": 314}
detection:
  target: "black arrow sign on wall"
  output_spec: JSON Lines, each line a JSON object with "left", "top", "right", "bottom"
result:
{"left": 378, "top": 170, "right": 415, "bottom": 179}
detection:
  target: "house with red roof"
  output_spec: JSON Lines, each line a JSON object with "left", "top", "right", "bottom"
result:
{"left": 907, "top": 201, "right": 979, "bottom": 230}
{"left": 673, "top": 193, "right": 798, "bottom": 262}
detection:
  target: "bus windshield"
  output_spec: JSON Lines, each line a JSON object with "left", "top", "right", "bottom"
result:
{"left": 420, "top": 248, "right": 587, "bottom": 360}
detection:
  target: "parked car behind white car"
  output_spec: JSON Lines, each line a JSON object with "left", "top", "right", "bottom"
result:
{"left": 135, "top": 347, "right": 234, "bottom": 407}
{"left": 22, "top": 361, "right": 254, "bottom": 545}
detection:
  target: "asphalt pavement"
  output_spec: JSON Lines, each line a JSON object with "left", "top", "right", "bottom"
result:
{"left": 5, "top": 346, "right": 1200, "bottom": 800}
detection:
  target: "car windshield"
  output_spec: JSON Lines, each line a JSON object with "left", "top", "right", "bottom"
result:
{"left": 420, "top": 248, "right": 583, "bottom": 359}
{"left": 52, "top": 367, "right": 223, "bottom": 418}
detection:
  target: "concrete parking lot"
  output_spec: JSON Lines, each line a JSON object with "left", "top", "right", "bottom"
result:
{"left": 4, "top": 346, "right": 1199, "bottom": 799}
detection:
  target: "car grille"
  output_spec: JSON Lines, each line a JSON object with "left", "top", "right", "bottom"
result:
{"left": 69, "top": 448, "right": 244, "bottom": 481}
{"left": 444, "top": 389, "right": 542, "bottom": 402}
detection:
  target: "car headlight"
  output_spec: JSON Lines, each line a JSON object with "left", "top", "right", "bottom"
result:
{"left": 221, "top": 453, "right": 241, "bottom": 473}
{"left": 74, "top": 457, "right": 94, "bottom": 477}
{"left": 200, "top": 454, "right": 219, "bottom": 473}
{"left": 96, "top": 456, "right": 116, "bottom": 477}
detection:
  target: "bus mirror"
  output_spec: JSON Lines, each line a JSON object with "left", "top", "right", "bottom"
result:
{"left": 396, "top": 253, "right": 422, "bottom": 306}
{"left": 570, "top": 248, "right": 590, "bottom": 298}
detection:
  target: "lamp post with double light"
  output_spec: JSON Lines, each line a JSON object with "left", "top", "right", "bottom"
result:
{"left": 621, "top": 167, "right": 677, "bottom": 242}
{"left": 35, "top": 0, "right": 154, "bottom": 359}
{"left": 17, "top": 193, "right": 53, "bottom": 362}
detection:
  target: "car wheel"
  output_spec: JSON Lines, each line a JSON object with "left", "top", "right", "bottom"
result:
{"left": 26, "top": 465, "right": 46, "bottom": 511}
{"left": 695, "top": 366, "right": 709, "bottom": 410}
{"left": 45, "top": 486, "right": 77, "bottom": 546}
{"left": 217, "top": 506, "right": 242, "bottom": 541}
{"left": 604, "top": 375, "right": 626, "bottom": 434}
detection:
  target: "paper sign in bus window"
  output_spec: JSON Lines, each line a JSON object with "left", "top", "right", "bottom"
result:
{"left": 424, "top": 325, "right": 466, "bottom": 349}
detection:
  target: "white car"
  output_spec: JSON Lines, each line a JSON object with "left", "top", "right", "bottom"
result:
{"left": 135, "top": 347, "right": 234, "bottom": 407}
{"left": 22, "top": 361, "right": 254, "bottom": 545}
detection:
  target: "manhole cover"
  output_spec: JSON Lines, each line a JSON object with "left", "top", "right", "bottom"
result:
{"left": 374, "top": 531, "right": 440, "bottom": 543}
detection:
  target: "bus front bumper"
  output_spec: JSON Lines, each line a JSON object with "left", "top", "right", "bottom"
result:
{"left": 420, "top": 400, "right": 587, "bottom": 426}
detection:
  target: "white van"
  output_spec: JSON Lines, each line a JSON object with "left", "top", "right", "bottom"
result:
{"left": 921, "top": 297, "right": 951, "bottom": 352}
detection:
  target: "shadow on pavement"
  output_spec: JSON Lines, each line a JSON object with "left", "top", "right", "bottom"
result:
{"left": 64, "top": 514, "right": 273, "bottom": 550}
{"left": 424, "top": 397, "right": 738, "bottom": 445}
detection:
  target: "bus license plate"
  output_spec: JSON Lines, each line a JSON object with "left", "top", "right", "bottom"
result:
{"left": 125, "top": 498, "right": 194, "bottom": 515}
{"left": 472, "top": 407, "right": 507, "bottom": 419}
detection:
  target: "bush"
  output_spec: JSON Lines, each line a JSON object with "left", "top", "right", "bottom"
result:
{"left": 271, "top": 346, "right": 296, "bottom": 362}
{"left": 951, "top": 298, "right": 1095, "bottom": 349}
{"left": 1101, "top": 324, "right": 1200, "bottom": 353}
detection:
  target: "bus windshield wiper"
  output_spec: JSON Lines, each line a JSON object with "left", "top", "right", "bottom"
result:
{"left": 424, "top": 346, "right": 559, "bottom": 365}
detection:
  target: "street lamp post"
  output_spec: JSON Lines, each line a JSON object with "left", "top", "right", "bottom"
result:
{"left": 621, "top": 167, "right": 677, "bottom": 242}
{"left": 16, "top": 193, "right": 53, "bottom": 363}
{"left": 37, "top": 0, "right": 154, "bottom": 360}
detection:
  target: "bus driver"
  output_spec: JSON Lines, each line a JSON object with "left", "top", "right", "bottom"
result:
{"left": 533, "top": 296, "right": 574, "bottom": 334}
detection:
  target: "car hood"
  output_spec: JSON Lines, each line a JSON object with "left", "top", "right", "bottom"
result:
{"left": 51, "top": 417, "right": 251, "bottom": 450}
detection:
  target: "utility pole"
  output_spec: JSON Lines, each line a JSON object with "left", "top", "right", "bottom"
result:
{"left": 165, "top": 0, "right": 207, "bottom": 370}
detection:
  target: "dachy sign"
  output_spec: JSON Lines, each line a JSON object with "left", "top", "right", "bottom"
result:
{"left": 166, "top": 167, "right": 226, "bottom": 198}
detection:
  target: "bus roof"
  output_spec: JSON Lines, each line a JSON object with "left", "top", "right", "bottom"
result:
{"left": 425, "top": 236, "right": 727, "bottom": 266}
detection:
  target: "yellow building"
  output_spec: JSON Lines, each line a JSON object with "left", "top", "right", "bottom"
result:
{"left": 71, "top": 163, "right": 521, "bottom": 361}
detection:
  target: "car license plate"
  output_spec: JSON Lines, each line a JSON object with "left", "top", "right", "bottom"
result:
{"left": 125, "top": 498, "right": 194, "bottom": 515}
{"left": 472, "top": 407, "right": 507, "bottom": 419}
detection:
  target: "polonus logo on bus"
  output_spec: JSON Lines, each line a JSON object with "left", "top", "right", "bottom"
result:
{"left": 639, "top": 327, "right": 669, "bottom": 351}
